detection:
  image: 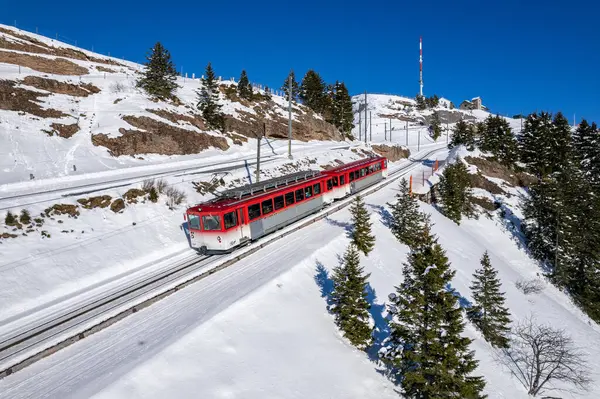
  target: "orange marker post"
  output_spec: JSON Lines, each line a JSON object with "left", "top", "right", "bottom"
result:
{"left": 409, "top": 175, "right": 413, "bottom": 195}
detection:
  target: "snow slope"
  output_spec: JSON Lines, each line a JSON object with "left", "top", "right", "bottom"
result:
{"left": 1, "top": 156, "right": 599, "bottom": 399}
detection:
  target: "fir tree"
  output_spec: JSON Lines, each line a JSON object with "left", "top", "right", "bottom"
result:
{"left": 263, "top": 86, "right": 272, "bottom": 101}
{"left": 437, "top": 159, "right": 475, "bottom": 224}
{"left": 197, "top": 62, "right": 225, "bottom": 131}
{"left": 387, "top": 178, "right": 426, "bottom": 248}
{"left": 449, "top": 120, "right": 476, "bottom": 150}
{"left": 237, "top": 70, "right": 252, "bottom": 100}
{"left": 300, "top": 69, "right": 327, "bottom": 114}
{"left": 136, "top": 42, "right": 178, "bottom": 100}
{"left": 281, "top": 70, "right": 300, "bottom": 101}
{"left": 480, "top": 115, "right": 519, "bottom": 165}
{"left": 19, "top": 209, "right": 31, "bottom": 225}
{"left": 333, "top": 81, "right": 354, "bottom": 138}
{"left": 573, "top": 119, "right": 600, "bottom": 187}
{"left": 467, "top": 252, "right": 511, "bottom": 348}
{"left": 430, "top": 111, "right": 442, "bottom": 141}
{"left": 330, "top": 244, "right": 373, "bottom": 349}
{"left": 5, "top": 211, "right": 17, "bottom": 226}
{"left": 350, "top": 195, "right": 375, "bottom": 256}
{"left": 380, "top": 222, "right": 486, "bottom": 398}
{"left": 416, "top": 94, "right": 427, "bottom": 110}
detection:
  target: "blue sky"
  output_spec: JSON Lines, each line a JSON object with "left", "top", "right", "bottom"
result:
{"left": 3, "top": 0, "right": 599, "bottom": 122}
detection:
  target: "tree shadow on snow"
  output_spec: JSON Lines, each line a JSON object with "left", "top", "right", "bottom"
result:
{"left": 323, "top": 216, "right": 353, "bottom": 238}
{"left": 445, "top": 283, "right": 472, "bottom": 309}
{"left": 367, "top": 203, "right": 393, "bottom": 229}
{"left": 180, "top": 221, "right": 192, "bottom": 249}
{"left": 314, "top": 260, "right": 334, "bottom": 307}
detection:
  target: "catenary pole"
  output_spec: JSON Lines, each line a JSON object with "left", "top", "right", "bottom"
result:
{"left": 288, "top": 73, "right": 293, "bottom": 159}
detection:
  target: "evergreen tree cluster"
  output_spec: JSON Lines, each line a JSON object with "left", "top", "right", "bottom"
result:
{"left": 449, "top": 120, "right": 476, "bottom": 150}
{"left": 521, "top": 112, "right": 600, "bottom": 322}
{"left": 415, "top": 94, "right": 440, "bottom": 110}
{"left": 437, "top": 159, "right": 475, "bottom": 224}
{"left": 480, "top": 115, "right": 519, "bottom": 165}
{"left": 330, "top": 244, "right": 373, "bottom": 349}
{"left": 136, "top": 42, "right": 179, "bottom": 100}
{"left": 237, "top": 70, "right": 253, "bottom": 100}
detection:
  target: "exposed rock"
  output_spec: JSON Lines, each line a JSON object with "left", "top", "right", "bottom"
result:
{"left": 371, "top": 144, "right": 410, "bottom": 162}
{"left": 468, "top": 172, "right": 505, "bottom": 195}
{"left": 110, "top": 198, "right": 125, "bottom": 213}
{"left": 471, "top": 196, "right": 499, "bottom": 212}
{"left": 92, "top": 115, "right": 229, "bottom": 156}
{"left": 147, "top": 109, "right": 206, "bottom": 130}
{"left": 22, "top": 76, "right": 100, "bottom": 97}
{"left": 0, "top": 50, "right": 89, "bottom": 75}
{"left": 44, "top": 204, "right": 80, "bottom": 217}
{"left": 49, "top": 122, "right": 79, "bottom": 138}
{"left": 465, "top": 156, "right": 537, "bottom": 187}
{"left": 96, "top": 66, "right": 117, "bottom": 73}
{"left": 0, "top": 232, "right": 18, "bottom": 239}
{"left": 0, "top": 80, "right": 67, "bottom": 118}
{"left": 77, "top": 195, "right": 112, "bottom": 209}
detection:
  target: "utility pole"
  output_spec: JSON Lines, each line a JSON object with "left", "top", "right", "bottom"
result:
{"left": 369, "top": 112, "right": 372, "bottom": 142}
{"left": 256, "top": 127, "right": 262, "bottom": 183}
{"left": 359, "top": 111, "right": 362, "bottom": 141}
{"left": 364, "top": 91, "right": 368, "bottom": 145}
{"left": 288, "top": 73, "right": 293, "bottom": 159}
{"left": 389, "top": 117, "right": 392, "bottom": 142}
{"left": 418, "top": 128, "right": 421, "bottom": 151}
{"left": 406, "top": 121, "right": 408, "bottom": 147}
{"left": 384, "top": 122, "right": 387, "bottom": 141}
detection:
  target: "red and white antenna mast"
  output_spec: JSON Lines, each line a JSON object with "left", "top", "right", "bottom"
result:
{"left": 419, "top": 36, "right": 423, "bottom": 97}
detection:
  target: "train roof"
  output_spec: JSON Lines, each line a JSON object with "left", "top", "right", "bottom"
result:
{"left": 189, "top": 170, "right": 322, "bottom": 212}
{"left": 323, "top": 155, "right": 385, "bottom": 174}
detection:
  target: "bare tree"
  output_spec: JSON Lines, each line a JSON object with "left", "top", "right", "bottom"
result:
{"left": 496, "top": 317, "right": 590, "bottom": 397}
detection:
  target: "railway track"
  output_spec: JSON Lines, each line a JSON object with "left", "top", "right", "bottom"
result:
{"left": 0, "top": 145, "right": 446, "bottom": 379}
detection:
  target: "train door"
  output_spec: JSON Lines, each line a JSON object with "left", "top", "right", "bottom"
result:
{"left": 237, "top": 207, "right": 247, "bottom": 241}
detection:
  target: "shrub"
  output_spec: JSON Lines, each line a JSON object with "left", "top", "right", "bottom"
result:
{"left": 165, "top": 186, "right": 186, "bottom": 208}
{"left": 142, "top": 179, "right": 155, "bottom": 192}
{"left": 515, "top": 278, "right": 544, "bottom": 295}
{"left": 155, "top": 179, "right": 167, "bottom": 194}
{"left": 5, "top": 211, "right": 17, "bottom": 226}
{"left": 109, "top": 81, "right": 127, "bottom": 94}
{"left": 149, "top": 187, "right": 159, "bottom": 203}
{"left": 19, "top": 209, "right": 31, "bottom": 225}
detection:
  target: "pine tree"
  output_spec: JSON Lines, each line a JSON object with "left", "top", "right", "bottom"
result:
{"left": 333, "top": 81, "right": 354, "bottom": 138}
{"left": 300, "top": 69, "right": 327, "bottom": 114}
{"left": 5, "top": 211, "right": 17, "bottom": 226}
{"left": 263, "top": 86, "right": 272, "bottom": 101}
{"left": 136, "top": 42, "right": 178, "bottom": 100}
{"left": 467, "top": 252, "right": 511, "bottom": 348}
{"left": 350, "top": 195, "right": 375, "bottom": 256}
{"left": 197, "top": 62, "right": 225, "bottom": 132}
{"left": 387, "top": 178, "right": 427, "bottom": 248}
{"left": 449, "top": 120, "right": 475, "bottom": 150}
{"left": 330, "top": 244, "right": 373, "bottom": 349}
{"left": 480, "top": 115, "right": 518, "bottom": 165}
{"left": 437, "top": 159, "right": 475, "bottom": 224}
{"left": 380, "top": 222, "right": 486, "bottom": 398}
{"left": 19, "top": 209, "right": 31, "bottom": 225}
{"left": 573, "top": 120, "right": 600, "bottom": 187}
{"left": 281, "top": 70, "right": 300, "bottom": 102}
{"left": 237, "top": 70, "right": 252, "bottom": 100}
{"left": 416, "top": 94, "right": 427, "bottom": 110}
{"left": 430, "top": 111, "right": 442, "bottom": 141}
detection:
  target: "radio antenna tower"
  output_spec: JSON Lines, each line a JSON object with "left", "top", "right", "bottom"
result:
{"left": 419, "top": 36, "right": 424, "bottom": 97}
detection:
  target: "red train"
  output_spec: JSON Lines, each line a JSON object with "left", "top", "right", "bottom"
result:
{"left": 185, "top": 156, "right": 388, "bottom": 254}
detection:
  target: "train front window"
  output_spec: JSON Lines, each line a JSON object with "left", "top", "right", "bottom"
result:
{"left": 188, "top": 214, "right": 200, "bottom": 230}
{"left": 248, "top": 204, "right": 261, "bottom": 220}
{"left": 202, "top": 215, "right": 221, "bottom": 231}
{"left": 224, "top": 212, "right": 237, "bottom": 229}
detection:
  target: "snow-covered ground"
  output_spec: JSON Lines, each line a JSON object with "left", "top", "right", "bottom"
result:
{"left": 1, "top": 153, "right": 599, "bottom": 398}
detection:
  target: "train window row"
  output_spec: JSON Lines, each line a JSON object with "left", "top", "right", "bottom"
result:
{"left": 248, "top": 182, "right": 322, "bottom": 221}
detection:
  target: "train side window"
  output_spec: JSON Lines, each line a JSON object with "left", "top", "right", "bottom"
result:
{"left": 340, "top": 175, "right": 345, "bottom": 185}
{"left": 202, "top": 215, "right": 221, "bottom": 231}
{"left": 224, "top": 212, "right": 237, "bottom": 229}
{"left": 248, "top": 203, "right": 261, "bottom": 220}
{"left": 327, "top": 179, "right": 333, "bottom": 190}
{"left": 274, "top": 195, "right": 285, "bottom": 210}
{"left": 305, "top": 185, "right": 312, "bottom": 199}
{"left": 295, "top": 188, "right": 305, "bottom": 202}
{"left": 313, "top": 183, "right": 321, "bottom": 195}
{"left": 262, "top": 199, "right": 273, "bottom": 215}
{"left": 188, "top": 214, "right": 200, "bottom": 230}
{"left": 360, "top": 168, "right": 366, "bottom": 177}
{"left": 285, "top": 191, "right": 295, "bottom": 206}
{"left": 332, "top": 176, "right": 339, "bottom": 187}
{"left": 349, "top": 172, "right": 354, "bottom": 182}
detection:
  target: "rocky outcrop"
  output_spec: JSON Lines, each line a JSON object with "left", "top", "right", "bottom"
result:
{"left": 0, "top": 79, "right": 67, "bottom": 118}
{"left": 371, "top": 144, "right": 410, "bottom": 162}
{"left": 0, "top": 50, "right": 89, "bottom": 75}
{"left": 465, "top": 156, "right": 537, "bottom": 187}
{"left": 92, "top": 115, "right": 230, "bottom": 156}
{"left": 49, "top": 122, "right": 79, "bottom": 138}
{"left": 22, "top": 76, "right": 100, "bottom": 97}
